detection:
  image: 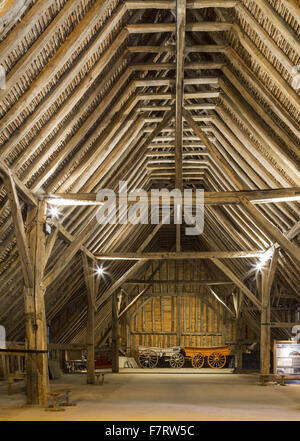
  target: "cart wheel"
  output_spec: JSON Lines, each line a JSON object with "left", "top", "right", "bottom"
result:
{"left": 207, "top": 352, "right": 226, "bottom": 369}
{"left": 192, "top": 353, "right": 205, "bottom": 368}
{"left": 169, "top": 353, "right": 185, "bottom": 368}
{"left": 139, "top": 349, "right": 158, "bottom": 368}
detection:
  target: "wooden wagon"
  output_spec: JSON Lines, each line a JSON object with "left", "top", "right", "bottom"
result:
{"left": 184, "top": 346, "right": 230, "bottom": 369}
{"left": 136, "top": 346, "right": 185, "bottom": 368}
{"left": 136, "top": 345, "right": 230, "bottom": 369}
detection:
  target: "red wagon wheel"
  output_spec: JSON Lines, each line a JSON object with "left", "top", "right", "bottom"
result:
{"left": 138, "top": 349, "right": 158, "bottom": 368}
{"left": 207, "top": 352, "right": 226, "bottom": 369}
{"left": 169, "top": 353, "right": 185, "bottom": 368}
{"left": 192, "top": 353, "right": 205, "bottom": 368}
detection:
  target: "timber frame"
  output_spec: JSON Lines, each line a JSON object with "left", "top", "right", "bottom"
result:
{"left": 0, "top": 0, "right": 299, "bottom": 403}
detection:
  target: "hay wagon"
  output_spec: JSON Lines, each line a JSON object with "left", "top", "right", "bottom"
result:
{"left": 137, "top": 346, "right": 185, "bottom": 368}
{"left": 184, "top": 346, "right": 230, "bottom": 369}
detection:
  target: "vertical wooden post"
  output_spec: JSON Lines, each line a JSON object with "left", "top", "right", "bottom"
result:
{"left": 221, "top": 311, "right": 226, "bottom": 345}
{"left": 0, "top": 355, "right": 7, "bottom": 379}
{"left": 260, "top": 270, "right": 270, "bottom": 374}
{"left": 112, "top": 290, "right": 119, "bottom": 373}
{"left": 235, "top": 314, "right": 243, "bottom": 371}
{"left": 4, "top": 173, "right": 49, "bottom": 404}
{"left": 86, "top": 293, "right": 95, "bottom": 384}
{"left": 175, "top": 261, "right": 181, "bottom": 346}
{"left": 260, "top": 249, "right": 279, "bottom": 374}
{"left": 176, "top": 296, "right": 181, "bottom": 346}
{"left": 82, "top": 253, "right": 96, "bottom": 384}
{"left": 25, "top": 201, "right": 49, "bottom": 405}
{"left": 233, "top": 290, "right": 243, "bottom": 372}
{"left": 126, "top": 309, "right": 131, "bottom": 356}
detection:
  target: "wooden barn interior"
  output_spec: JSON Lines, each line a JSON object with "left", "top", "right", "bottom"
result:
{"left": 0, "top": 0, "right": 300, "bottom": 421}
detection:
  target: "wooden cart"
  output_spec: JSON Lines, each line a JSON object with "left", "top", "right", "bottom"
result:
{"left": 136, "top": 346, "right": 185, "bottom": 368}
{"left": 184, "top": 346, "right": 230, "bottom": 369}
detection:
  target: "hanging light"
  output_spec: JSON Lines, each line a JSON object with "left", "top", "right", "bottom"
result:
{"left": 95, "top": 265, "right": 107, "bottom": 277}
{"left": 256, "top": 247, "right": 274, "bottom": 271}
{"left": 48, "top": 206, "right": 60, "bottom": 219}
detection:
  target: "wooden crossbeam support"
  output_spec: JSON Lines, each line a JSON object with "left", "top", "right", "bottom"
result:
{"left": 240, "top": 198, "right": 300, "bottom": 266}
{"left": 124, "top": 279, "right": 233, "bottom": 285}
{"left": 128, "top": 45, "right": 227, "bottom": 53}
{"left": 210, "top": 258, "right": 262, "bottom": 310}
{"left": 43, "top": 215, "right": 99, "bottom": 288}
{"left": 127, "top": 22, "right": 233, "bottom": 33}
{"left": 43, "top": 187, "right": 300, "bottom": 206}
{"left": 96, "top": 261, "right": 146, "bottom": 310}
{"left": 125, "top": 1, "right": 239, "bottom": 8}
{"left": 98, "top": 263, "right": 164, "bottom": 346}
{"left": 49, "top": 219, "right": 96, "bottom": 261}
{"left": 45, "top": 228, "right": 58, "bottom": 265}
{"left": 131, "top": 62, "right": 224, "bottom": 70}
{"left": 95, "top": 216, "right": 173, "bottom": 312}
{"left": 3, "top": 172, "right": 34, "bottom": 288}
{"left": 135, "top": 78, "right": 219, "bottom": 87}
{"left": 95, "top": 251, "right": 263, "bottom": 260}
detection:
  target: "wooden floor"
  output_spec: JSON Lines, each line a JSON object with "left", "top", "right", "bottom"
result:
{"left": 1, "top": 371, "right": 300, "bottom": 421}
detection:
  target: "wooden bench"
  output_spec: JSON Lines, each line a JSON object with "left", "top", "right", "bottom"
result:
{"left": 259, "top": 374, "right": 300, "bottom": 386}
{"left": 8, "top": 371, "right": 26, "bottom": 394}
{"left": 276, "top": 375, "right": 300, "bottom": 386}
{"left": 45, "top": 389, "right": 75, "bottom": 411}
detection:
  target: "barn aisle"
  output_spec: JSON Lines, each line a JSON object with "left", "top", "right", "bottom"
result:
{"left": 1, "top": 373, "right": 300, "bottom": 421}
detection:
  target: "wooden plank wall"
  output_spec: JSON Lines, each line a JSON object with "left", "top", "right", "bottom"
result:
{"left": 128, "top": 295, "right": 231, "bottom": 349}
{"left": 119, "top": 260, "right": 255, "bottom": 352}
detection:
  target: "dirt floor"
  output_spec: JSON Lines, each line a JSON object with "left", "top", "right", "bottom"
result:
{"left": 1, "top": 368, "right": 300, "bottom": 421}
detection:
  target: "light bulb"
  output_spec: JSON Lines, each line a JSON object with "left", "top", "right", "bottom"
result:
{"left": 48, "top": 206, "right": 60, "bottom": 219}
